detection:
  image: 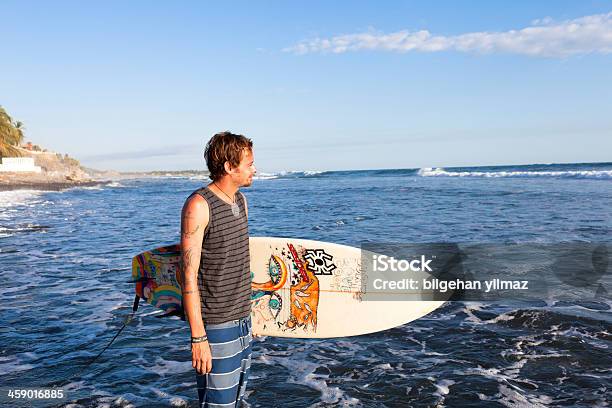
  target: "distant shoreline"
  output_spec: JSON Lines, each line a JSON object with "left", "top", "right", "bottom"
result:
{"left": 0, "top": 178, "right": 113, "bottom": 192}
{"left": 0, "top": 170, "right": 208, "bottom": 192}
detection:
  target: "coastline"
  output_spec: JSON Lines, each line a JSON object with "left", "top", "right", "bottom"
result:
{"left": 0, "top": 173, "right": 114, "bottom": 192}
{"left": 0, "top": 179, "right": 111, "bottom": 192}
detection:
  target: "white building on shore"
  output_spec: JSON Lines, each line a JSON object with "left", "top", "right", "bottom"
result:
{"left": 0, "top": 157, "right": 42, "bottom": 173}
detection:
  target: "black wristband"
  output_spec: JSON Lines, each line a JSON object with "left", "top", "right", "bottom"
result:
{"left": 191, "top": 335, "right": 208, "bottom": 343}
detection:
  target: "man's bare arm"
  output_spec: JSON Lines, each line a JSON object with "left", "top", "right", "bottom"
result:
{"left": 180, "top": 194, "right": 209, "bottom": 337}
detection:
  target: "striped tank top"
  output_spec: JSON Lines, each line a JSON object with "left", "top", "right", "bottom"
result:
{"left": 191, "top": 186, "right": 251, "bottom": 324}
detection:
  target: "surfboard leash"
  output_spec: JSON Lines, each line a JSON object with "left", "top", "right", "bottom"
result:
{"left": 53, "top": 295, "right": 141, "bottom": 388}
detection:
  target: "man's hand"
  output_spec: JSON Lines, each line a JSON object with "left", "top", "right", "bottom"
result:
{"left": 192, "top": 341, "right": 213, "bottom": 374}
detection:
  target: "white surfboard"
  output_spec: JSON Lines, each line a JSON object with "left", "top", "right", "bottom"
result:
{"left": 131, "top": 237, "right": 447, "bottom": 338}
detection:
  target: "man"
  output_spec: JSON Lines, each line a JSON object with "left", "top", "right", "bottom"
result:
{"left": 180, "top": 131, "right": 256, "bottom": 407}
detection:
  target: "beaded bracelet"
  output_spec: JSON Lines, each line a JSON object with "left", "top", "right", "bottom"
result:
{"left": 191, "top": 335, "right": 208, "bottom": 344}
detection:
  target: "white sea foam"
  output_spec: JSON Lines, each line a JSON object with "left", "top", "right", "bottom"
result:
{"left": 0, "top": 189, "right": 42, "bottom": 209}
{"left": 253, "top": 172, "right": 279, "bottom": 180}
{"left": 460, "top": 303, "right": 516, "bottom": 325}
{"left": 432, "top": 378, "right": 455, "bottom": 396}
{"left": 151, "top": 387, "right": 189, "bottom": 407}
{"left": 498, "top": 384, "right": 552, "bottom": 407}
{"left": 110, "top": 396, "right": 137, "bottom": 408}
{"left": 253, "top": 170, "right": 324, "bottom": 180}
{"left": 418, "top": 167, "right": 612, "bottom": 179}
{"left": 149, "top": 356, "right": 191, "bottom": 375}
{"left": 256, "top": 353, "right": 357, "bottom": 405}
{"left": 169, "top": 397, "right": 189, "bottom": 407}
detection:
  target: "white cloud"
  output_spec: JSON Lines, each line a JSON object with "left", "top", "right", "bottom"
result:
{"left": 284, "top": 12, "right": 612, "bottom": 57}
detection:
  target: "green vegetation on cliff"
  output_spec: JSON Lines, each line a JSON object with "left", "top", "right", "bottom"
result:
{"left": 0, "top": 106, "right": 24, "bottom": 157}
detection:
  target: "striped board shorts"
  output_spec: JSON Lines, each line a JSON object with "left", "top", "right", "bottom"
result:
{"left": 196, "top": 316, "right": 252, "bottom": 407}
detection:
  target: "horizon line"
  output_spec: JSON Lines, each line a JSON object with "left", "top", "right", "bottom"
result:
{"left": 109, "top": 160, "right": 612, "bottom": 174}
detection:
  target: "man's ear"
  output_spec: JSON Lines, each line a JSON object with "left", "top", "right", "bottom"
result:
{"left": 224, "top": 161, "right": 233, "bottom": 174}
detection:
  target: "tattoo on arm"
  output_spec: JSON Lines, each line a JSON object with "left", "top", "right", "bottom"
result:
{"left": 182, "top": 224, "right": 200, "bottom": 238}
{"left": 181, "top": 210, "right": 202, "bottom": 238}
{"left": 183, "top": 247, "right": 194, "bottom": 267}
{"left": 180, "top": 200, "right": 206, "bottom": 291}
{"left": 181, "top": 247, "right": 198, "bottom": 287}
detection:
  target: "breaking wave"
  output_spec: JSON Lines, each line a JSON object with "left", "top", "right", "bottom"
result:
{"left": 255, "top": 163, "right": 612, "bottom": 180}
{"left": 418, "top": 167, "right": 612, "bottom": 179}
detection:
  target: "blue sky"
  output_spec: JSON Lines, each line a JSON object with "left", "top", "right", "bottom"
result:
{"left": 1, "top": 1, "right": 611, "bottom": 172}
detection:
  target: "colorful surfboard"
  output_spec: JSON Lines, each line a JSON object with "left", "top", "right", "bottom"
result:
{"left": 131, "top": 237, "right": 445, "bottom": 338}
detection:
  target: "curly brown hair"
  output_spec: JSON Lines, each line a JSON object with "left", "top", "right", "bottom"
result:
{"left": 204, "top": 131, "right": 253, "bottom": 181}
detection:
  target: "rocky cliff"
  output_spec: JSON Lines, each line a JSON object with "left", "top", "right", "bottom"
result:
{"left": 0, "top": 148, "right": 102, "bottom": 189}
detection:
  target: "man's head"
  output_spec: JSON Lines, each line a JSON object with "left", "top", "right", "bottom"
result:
{"left": 204, "top": 131, "right": 256, "bottom": 187}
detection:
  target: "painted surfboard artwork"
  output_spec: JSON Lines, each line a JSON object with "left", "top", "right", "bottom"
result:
{"left": 131, "top": 237, "right": 445, "bottom": 338}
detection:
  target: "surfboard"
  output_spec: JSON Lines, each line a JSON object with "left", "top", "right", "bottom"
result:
{"left": 131, "top": 237, "right": 446, "bottom": 338}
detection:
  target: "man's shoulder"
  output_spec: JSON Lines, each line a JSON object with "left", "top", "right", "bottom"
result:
{"left": 185, "top": 191, "right": 210, "bottom": 210}
{"left": 182, "top": 192, "right": 210, "bottom": 227}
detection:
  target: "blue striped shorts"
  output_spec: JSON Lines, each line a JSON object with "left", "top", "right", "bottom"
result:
{"left": 196, "top": 316, "right": 252, "bottom": 408}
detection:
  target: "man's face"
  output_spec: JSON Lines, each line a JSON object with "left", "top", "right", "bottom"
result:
{"left": 231, "top": 149, "right": 256, "bottom": 187}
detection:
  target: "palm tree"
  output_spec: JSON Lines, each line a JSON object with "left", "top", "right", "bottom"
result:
{"left": 13, "top": 120, "right": 25, "bottom": 144}
{"left": 0, "top": 106, "right": 24, "bottom": 157}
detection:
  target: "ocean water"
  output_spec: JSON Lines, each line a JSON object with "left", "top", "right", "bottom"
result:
{"left": 0, "top": 162, "right": 611, "bottom": 408}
